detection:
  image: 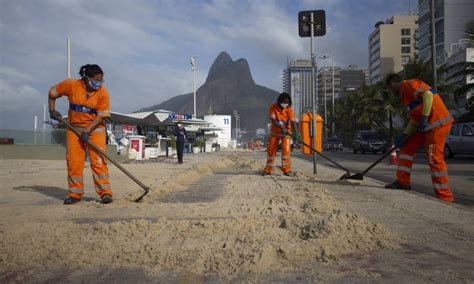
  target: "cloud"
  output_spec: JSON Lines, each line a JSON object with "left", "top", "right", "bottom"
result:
{"left": 0, "top": 0, "right": 411, "bottom": 129}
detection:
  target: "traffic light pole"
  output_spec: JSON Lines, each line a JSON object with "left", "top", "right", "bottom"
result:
{"left": 310, "top": 12, "right": 318, "bottom": 175}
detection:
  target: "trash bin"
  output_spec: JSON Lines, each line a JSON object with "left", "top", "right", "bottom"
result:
{"left": 300, "top": 112, "right": 323, "bottom": 155}
{"left": 128, "top": 135, "right": 146, "bottom": 160}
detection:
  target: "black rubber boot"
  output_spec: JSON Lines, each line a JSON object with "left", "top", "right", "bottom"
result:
{"left": 283, "top": 171, "right": 293, "bottom": 177}
{"left": 385, "top": 181, "right": 411, "bottom": 190}
{"left": 100, "top": 194, "right": 113, "bottom": 204}
{"left": 64, "top": 197, "right": 81, "bottom": 205}
{"left": 262, "top": 171, "right": 272, "bottom": 176}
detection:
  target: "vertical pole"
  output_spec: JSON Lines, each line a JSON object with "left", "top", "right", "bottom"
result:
{"left": 193, "top": 63, "right": 196, "bottom": 118}
{"left": 34, "top": 116, "right": 38, "bottom": 130}
{"left": 389, "top": 109, "right": 393, "bottom": 140}
{"left": 323, "top": 57, "right": 327, "bottom": 142}
{"left": 331, "top": 57, "right": 335, "bottom": 138}
{"left": 67, "top": 37, "right": 71, "bottom": 78}
{"left": 43, "top": 104, "right": 46, "bottom": 131}
{"left": 430, "top": 0, "right": 437, "bottom": 89}
{"left": 310, "top": 12, "right": 317, "bottom": 174}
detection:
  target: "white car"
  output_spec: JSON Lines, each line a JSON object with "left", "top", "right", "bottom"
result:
{"left": 445, "top": 122, "right": 474, "bottom": 158}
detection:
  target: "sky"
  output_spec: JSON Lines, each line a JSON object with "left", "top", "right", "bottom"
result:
{"left": 0, "top": 0, "right": 416, "bottom": 129}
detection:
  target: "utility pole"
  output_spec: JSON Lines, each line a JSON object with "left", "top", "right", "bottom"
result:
{"left": 331, "top": 56, "right": 335, "bottom": 138}
{"left": 319, "top": 55, "right": 329, "bottom": 142}
{"left": 310, "top": 13, "right": 318, "bottom": 174}
{"left": 190, "top": 56, "right": 197, "bottom": 118}
{"left": 430, "top": 0, "right": 437, "bottom": 89}
{"left": 67, "top": 37, "right": 71, "bottom": 78}
{"left": 298, "top": 9, "right": 326, "bottom": 175}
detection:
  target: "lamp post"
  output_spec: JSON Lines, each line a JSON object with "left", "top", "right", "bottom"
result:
{"left": 190, "top": 56, "right": 197, "bottom": 118}
{"left": 331, "top": 55, "right": 335, "bottom": 138}
{"left": 319, "top": 55, "right": 329, "bottom": 142}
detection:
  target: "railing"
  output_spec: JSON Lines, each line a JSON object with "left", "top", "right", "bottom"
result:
{"left": 0, "top": 129, "right": 66, "bottom": 145}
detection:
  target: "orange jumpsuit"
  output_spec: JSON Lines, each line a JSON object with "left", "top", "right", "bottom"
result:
{"left": 397, "top": 79, "right": 454, "bottom": 201}
{"left": 49, "top": 79, "right": 112, "bottom": 200}
{"left": 263, "top": 103, "right": 296, "bottom": 174}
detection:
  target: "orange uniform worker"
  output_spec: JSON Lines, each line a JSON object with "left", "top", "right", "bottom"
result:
{"left": 263, "top": 92, "right": 300, "bottom": 176}
{"left": 385, "top": 74, "right": 454, "bottom": 202}
{"left": 48, "top": 64, "right": 113, "bottom": 205}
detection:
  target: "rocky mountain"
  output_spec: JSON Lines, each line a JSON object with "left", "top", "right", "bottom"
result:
{"left": 138, "top": 51, "right": 279, "bottom": 136}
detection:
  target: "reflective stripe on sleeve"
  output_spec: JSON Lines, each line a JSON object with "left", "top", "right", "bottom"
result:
{"left": 413, "top": 87, "right": 429, "bottom": 97}
{"left": 50, "top": 86, "right": 59, "bottom": 98}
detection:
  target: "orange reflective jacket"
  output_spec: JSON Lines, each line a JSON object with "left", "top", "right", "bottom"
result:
{"left": 269, "top": 103, "right": 295, "bottom": 134}
{"left": 400, "top": 79, "right": 453, "bottom": 131}
{"left": 49, "top": 79, "right": 111, "bottom": 128}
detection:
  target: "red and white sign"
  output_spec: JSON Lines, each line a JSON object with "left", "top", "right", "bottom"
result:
{"left": 122, "top": 124, "right": 134, "bottom": 135}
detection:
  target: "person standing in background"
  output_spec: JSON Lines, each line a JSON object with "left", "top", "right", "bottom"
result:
{"left": 174, "top": 121, "right": 187, "bottom": 164}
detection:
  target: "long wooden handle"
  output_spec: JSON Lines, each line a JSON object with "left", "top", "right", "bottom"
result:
{"left": 60, "top": 118, "right": 150, "bottom": 193}
{"left": 294, "top": 137, "right": 351, "bottom": 173}
{"left": 359, "top": 146, "right": 396, "bottom": 176}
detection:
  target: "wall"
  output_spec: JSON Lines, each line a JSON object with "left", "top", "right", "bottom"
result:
{"left": 0, "top": 145, "right": 127, "bottom": 161}
{"left": 203, "top": 115, "right": 232, "bottom": 147}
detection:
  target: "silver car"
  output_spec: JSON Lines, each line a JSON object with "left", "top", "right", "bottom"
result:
{"left": 445, "top": 122, "right": 474, "bottom": 158}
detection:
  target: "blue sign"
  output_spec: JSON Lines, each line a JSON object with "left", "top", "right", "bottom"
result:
{"left": 169, "top": 113, "right": 193, "bottom": 120}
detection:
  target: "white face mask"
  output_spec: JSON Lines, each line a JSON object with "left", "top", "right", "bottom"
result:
{"left": 177, "top": 124, "right": 182, "bottom": 128}
{"left": 280, "top": 103, "right": 289, "bottom": 108}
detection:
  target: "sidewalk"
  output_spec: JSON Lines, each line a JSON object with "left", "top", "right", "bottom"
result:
{"left": 0, "top": 150, "right": 473, "bottom": 282}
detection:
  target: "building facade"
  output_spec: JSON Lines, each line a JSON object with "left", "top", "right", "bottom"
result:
{"left": 282, "top": 59, "right": 318, "bottom": 120}
{"left": 417, "top": 0, "right": 474, "bottom": 65}
{"left": 369, "top": 15, "right": 418, "bottom": 84}
{"left": 203, "top": 115, "right": 232, "bottom": 148}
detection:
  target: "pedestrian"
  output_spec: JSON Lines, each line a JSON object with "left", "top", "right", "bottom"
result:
{"left": 262, "top": 92, "right": 301, "bottom": 176}
{"left": 385, "top": 74, "right": 454, "bottom": 202}
{"left": 48, "top": 64, "right": 113, "bottom": 205}
{"left": 174, "top": 121, "right": 187, "bottom": 164}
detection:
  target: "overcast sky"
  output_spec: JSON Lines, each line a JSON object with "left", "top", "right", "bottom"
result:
{"left": 0, "top": 0, "right": 415, "bottom": 129}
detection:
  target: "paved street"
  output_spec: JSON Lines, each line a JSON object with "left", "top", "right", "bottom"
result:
{"left": 295, "top": 149, "right": 474, "bottom": 206}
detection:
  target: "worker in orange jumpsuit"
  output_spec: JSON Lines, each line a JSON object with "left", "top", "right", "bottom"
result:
{"left": 263, "top": 92, "right": 300, "bottom": 176}
{"left": 48, "top": 64, "right": 113, "bottom": 205}
{"left": 385, "top": 74, "right": 454, "bottom": 202}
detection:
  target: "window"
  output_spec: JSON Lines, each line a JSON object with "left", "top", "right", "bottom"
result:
{"left": 401, "top": 56, "right": 411, "bottom": 65}
{"left": 401, "top": 37, "right": 410, "bottom": 45}
{"left": 401, "top": 46, "right": 411, "bottom": 54}
{"left": 401, "top": 29, "right": 410, "bottom": 36}
{"left": 450, "top": 125, "right": 461, "bottom": 136}
{"left": 461, "top": 125, "right": 473, "bottom": 136}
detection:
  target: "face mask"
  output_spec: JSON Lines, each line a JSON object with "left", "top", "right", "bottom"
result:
{"left": 177, "top": 124, "right": 182, "bottom": 128}
{"left": 88, "top": 78, "right": 103, "bottom": 90}
{"left": 280, "top": 103, "right": 289, "bottom": 108}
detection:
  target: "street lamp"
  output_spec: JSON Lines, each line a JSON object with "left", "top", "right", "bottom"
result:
{"left": 190, "top": 56, "right": 197, "bottom": 118}
{"left": 331, "top": 55, "right": 335, "bottom": 138}
{"left": 318, "top": 55, "right": 329, "bottom": 142}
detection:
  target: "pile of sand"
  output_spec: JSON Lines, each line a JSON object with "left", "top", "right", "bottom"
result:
{"left": 0, "top": 153, "right": 397, "bottom": 279}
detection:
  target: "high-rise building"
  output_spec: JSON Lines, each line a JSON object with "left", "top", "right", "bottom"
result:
{"left": 369, "top": 15, "right": 418, "bottom": 84}
{"left": 417, "top": 0, "right": 474, "bottom": 65}
{"left": 282, "top": 59, "right": 317, "bottom": 120}
{"left": 444, "top": 39, "right": 474, "bottom": 112}
{"left": 340, "top": 64, "right": 369, "bottom": 97}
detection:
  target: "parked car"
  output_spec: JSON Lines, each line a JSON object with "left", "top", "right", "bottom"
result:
{"left": 444, "top": 122, "right": 474, "bottom": 158}
{"left": 325, "top": 137, "right": 344, "bottom": 151}
{"left": 352, "top": 131, "right": 388, "bottom": 154}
